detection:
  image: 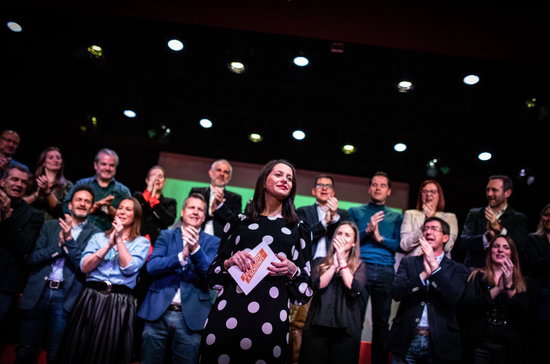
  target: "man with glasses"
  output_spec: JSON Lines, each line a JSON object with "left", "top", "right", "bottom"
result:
{"left": 297, "top": 175, "right": 349, "bottom": 259}
{"left": 0, "top": 129, "right": 27, "bottom": 174}
{"left": 348, "top": 171, "right": 403, "bottom": 364}
{"left": 289, "top": 175, "right": 348, "bottom": 363}
{"left": 388, "top": 217, "right": 469, "bottom": 363}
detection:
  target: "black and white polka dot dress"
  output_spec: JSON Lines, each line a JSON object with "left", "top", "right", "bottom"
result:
{"left": 200, "top": 214, "right": 313, "bottom": 364}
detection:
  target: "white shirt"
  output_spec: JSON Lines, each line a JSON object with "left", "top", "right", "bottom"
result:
{"left": 418, "top": 251, "right": 445, "bottom": 328}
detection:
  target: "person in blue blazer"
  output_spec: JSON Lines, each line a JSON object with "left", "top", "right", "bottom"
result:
{"left": 16, "top": 185, "right": 101, "bottom": 363}
{"left": 138, "top": 193, "right": 220, "bottom": 364}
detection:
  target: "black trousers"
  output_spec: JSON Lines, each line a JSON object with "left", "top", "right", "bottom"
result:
{"left": 299, "top": 325, "right": 360, "bottom": 364}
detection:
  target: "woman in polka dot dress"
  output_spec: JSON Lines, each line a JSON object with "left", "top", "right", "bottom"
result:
{"left": 200, "top": 160, "right": 313, "bottom": 364}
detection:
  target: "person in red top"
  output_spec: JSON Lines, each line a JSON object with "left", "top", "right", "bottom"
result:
{"left": 134, "top": 165, "right": 177, "bottom": 245}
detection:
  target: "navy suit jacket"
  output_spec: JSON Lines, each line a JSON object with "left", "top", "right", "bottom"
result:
{"left": 137, "top": 228, "right": 220, "bottom": 331}
{"left": 388, "top": 255, "right": 469, "bottom": 362}
{"left": 20, "top": 219, "right": 101, "bottom": 312}
{"left": 189, "top": 187, "right": 242, "bottom": 237}
{"left": 296, "top": 204, "right": 348, "bottom": 257}
{"left": 458, "top": 205, "right": 528, "bottom": 268}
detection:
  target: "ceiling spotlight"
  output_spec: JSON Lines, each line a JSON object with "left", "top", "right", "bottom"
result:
{"left": 199, "top": 118, "right": 213, "bottom": 128}
{"left": 229, "top": 61, "right": 246, "bottom": 74}
{"left": 167, "top": 39, "right": 184, "bottom": 52}
{"left": 463, "top": 74, "right": 480, "bottom": 85}
{"left": 292, "top": 130, "right": 306, "bottom": 140}
{"left": 397, "top": 80, "right": 413, "bottom": 93}
{"left": 248, "top": 133, "right": 263, "bottom": 143}
{"left": 478, "top": 152, "right": 492, "bottom": 161}
{"left": 293, "top": 56, "right": 310, "bottom": 67}
{"left": 525, "top": 98, "right": 537, "bottom": 108}
{"left": 7, "top": 21, "right": 23, "bottom": 32}
{"left": 342, "top": 144, "right": 356, "bottom": 154}
{"left": 123, "top": 109, "right": 136, "bottom": 118}
{"left": 87, "top": 44, "right": 104, "bottom": 58}
{"left": 160, "top": 124, "right": 171, "bottom": 135}
{"left": 393, "top": 143, "right": 407, "bottom": 152}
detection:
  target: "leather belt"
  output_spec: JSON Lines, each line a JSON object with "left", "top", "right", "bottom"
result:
{"left": 47, "top": 280, "right": 64, "bottom": 289}
{"left": 415, "top": 328, "right": 430, "bottom": 336}
{"left": 86, "top": 281, "right": 132, "bottom": 295}
{"left": 167, "top": 304, "right": 182, "bottom": 312}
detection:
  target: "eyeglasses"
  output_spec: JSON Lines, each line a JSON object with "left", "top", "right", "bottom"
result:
{"left": 0, "top": 136, "right": 19, "bottom": 145}
{"left": 421, "top": 189, "right": 438, "bottom": 195}
{"left": 315, "top": 183, "right": 334, "bottom": 190}
{"left": 421, "top": 225, "right": 443, "bottom": 233}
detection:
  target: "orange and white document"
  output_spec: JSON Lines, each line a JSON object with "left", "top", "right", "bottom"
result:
{"left": 228, "top": 242, "right": 280, "bottom": 295}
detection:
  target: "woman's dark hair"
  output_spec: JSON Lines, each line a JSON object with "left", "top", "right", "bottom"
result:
{"left": 246, "top": 159, "right": 298, "bottom": 224}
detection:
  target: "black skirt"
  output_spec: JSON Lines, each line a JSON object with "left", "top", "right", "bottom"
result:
{"left": 58, "top": 285, "right": 136, "bottom": 364}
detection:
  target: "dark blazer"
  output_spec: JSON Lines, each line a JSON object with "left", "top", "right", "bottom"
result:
{"left": 189, "top": 187, "right": 242, "bottom": 237}
{"left": 296, "top": 204, "right": 348, "bottom": 257}
{"left": 388, "top": 255, "right": 469, "bottom": 362}
{"left": 20, "top": 220, "right": 101, "bottom": 312}
{"left": 134, "top": 191, "right": 177, "bottom": 244}
{"left": 137, "top": 228, "right": 220, "bottom": 331}
{"left": 458, "top": 206, "right": 528, "bottom": 268}
{"left": 0, "top": 200, "right": 44, "bottom": 294}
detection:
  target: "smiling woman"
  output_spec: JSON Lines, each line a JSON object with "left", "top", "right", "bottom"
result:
{"left": 200, "top": 159, "right": 313, "bottom": 363}
{"left": 58, "top": 197, "right": 150, "bottom": 364}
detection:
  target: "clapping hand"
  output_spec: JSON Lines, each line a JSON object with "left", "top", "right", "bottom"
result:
{"left": 58, "top": 214, "right": 73, "bottom": 245}
{"left": 182, "top": 225, "right": 200, "bottom": 258}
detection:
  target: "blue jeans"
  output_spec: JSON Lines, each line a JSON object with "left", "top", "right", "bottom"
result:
{"left": 141, "top": 310, "right": 201, "bottom": 364}
{"left": 364, "top": 263, "right": 395, "bottom": 364}
{"left": 392, "top": 334, "right": 432, "bottom": 364}
{"left": 16, "top": 286, "right": 68, "bottom": 364}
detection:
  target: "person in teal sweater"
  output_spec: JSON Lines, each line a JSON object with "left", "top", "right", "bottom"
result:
{"left": 347, "top": 171, "right": 403, "bottom": 364}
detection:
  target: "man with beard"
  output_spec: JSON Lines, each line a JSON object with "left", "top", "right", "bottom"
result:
{"left": 138, "top": 193, "right": 220, "bottom": 364}
{"left": 189, "top": 159, "right": 242, "bottom": 237}
{"left": 0, "top": 165, "right": 43, "bottom": 333}
{"left": 457, "top": 175, "right": 528, "bottom": 268}
{"left": 15, "top": 186, "right": 101, "bottom": 364}
{"left": 63, "top": 148, "right": 131, "bottom": 231}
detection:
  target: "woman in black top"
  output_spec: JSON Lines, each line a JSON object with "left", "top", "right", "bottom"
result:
{"left": 300, "top": 221, "right": 367, "bottom": 364}
{"left": 524, "top": 203, "right": 550, "bottom": 363}
{"left": 460, "top": 235, "right": 533, "bottom": 364}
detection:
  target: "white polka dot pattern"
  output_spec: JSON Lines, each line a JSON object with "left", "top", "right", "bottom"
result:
{"left": 262, "top": 322, "right": 273, "bottom": 334}
{"left": 235, "top": 235, "right": 241, "bottom": 244}
{"left": 214, "top": 266, "right": 222, "bottom": 274}
{"left": 279, "top": 310, "right": 287, "bottom": 321}
{"left": 217, "top": 300, "right": 227, "bottom": 311}
{"left": 281, "top": 227, "right": 291, "bottom": 235}
{"left": 206, "top": 333, "right": 216, "bottom": 345}
{"left": 226, "top": 317, "right": 238, "bottom": 329}
{"left": 269, "top": 287, "right": 279, "bottom": 298}
{"left": 248, "top": 301, "right": 260, "bottom": 313}
{"left": 223, "top": 223, "right": 231, "bottom": 233}
{"left": 273, "top": 345, "right": 281, "bottom": 358}
{"left": 248, "top": 223, "right": 259, "bottom": 230}
{"left": 218, "top": 354, "right": 230, "bottom": 364}
{"left": 298, "top": 282, "right": 308, "bottom": 294}
{"left": 300, "top": 238, "right": 306, "bottom": 249}
{"left": 240, "top": 338, "right": 252, "bottom": 350}
{"left": 261, "top": 235, "right": 274, "bottom": 244}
